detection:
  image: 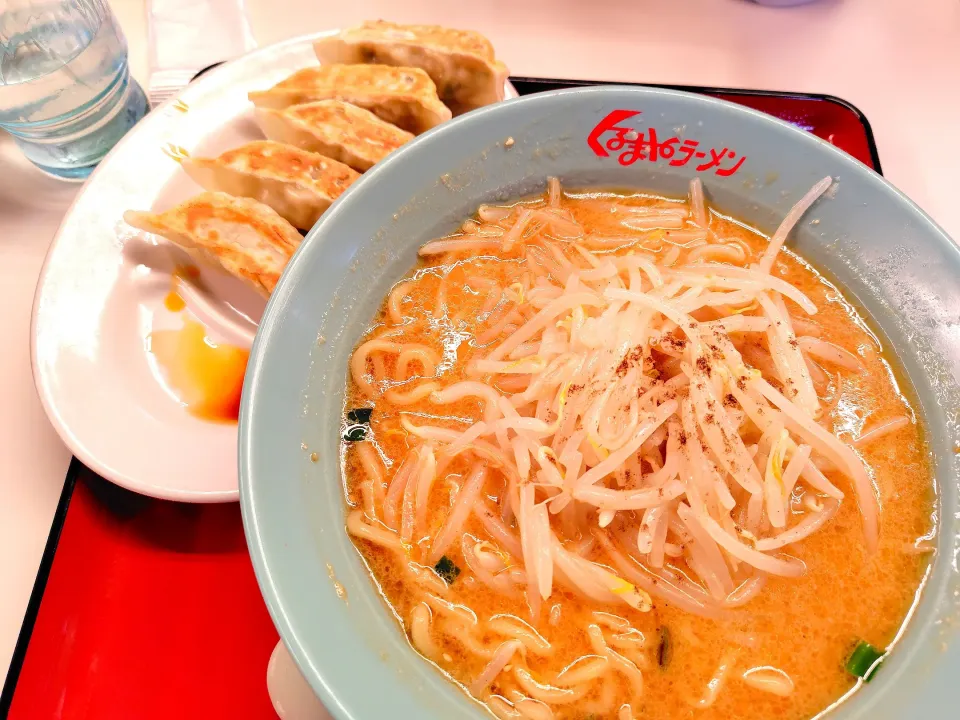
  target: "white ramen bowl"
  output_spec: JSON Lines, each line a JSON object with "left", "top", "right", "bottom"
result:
{"left": 239, "top": 86, "right": 960, "bottom": 720}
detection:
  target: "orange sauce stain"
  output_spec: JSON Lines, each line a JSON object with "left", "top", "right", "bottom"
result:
{"left": 163, "top": 265, "right": 200, "bottom": 313}
{"left": 164, "top": 291, "right": 186, "bottom": 312}
{"left": 149, "top": 319, "right": 249, "bottom": 423}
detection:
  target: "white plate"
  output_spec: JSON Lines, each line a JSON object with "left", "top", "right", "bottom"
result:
{"left": 31, "top": 31, "right": 517, "bottom": 502}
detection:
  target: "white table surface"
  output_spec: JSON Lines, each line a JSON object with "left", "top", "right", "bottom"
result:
{"left": 2, "top": 0, "right": 959, "bottom": 684}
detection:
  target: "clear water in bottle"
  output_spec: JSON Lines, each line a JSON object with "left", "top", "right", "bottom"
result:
{"left": 0, "top": 0, "right": 149, "bottom": 179}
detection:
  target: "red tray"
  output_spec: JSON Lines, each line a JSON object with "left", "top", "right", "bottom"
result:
{"left": 1, "top": 80, "right": 882, "bottom": 720}
{"left": 6, "top": 464, "right": 278, "bottom": 719}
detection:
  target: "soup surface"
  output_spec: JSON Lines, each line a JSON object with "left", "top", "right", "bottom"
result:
{"left": 340, "top": 181, "right": 933, "bottom": 720}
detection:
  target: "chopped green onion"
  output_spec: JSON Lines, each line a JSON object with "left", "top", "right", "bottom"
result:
{"left": 342, "top": 408, "right": 373, "bottom": 442}
{"left": 657, "top": 626, "right": 672, "bottom": 669}
{"left": 845, "top": 640, "right": 885, "bottom": 681}
{"left": 434, "top": 555, "right": 461, "bottom": 584}
{"left": 342, "top": 424, "right": 367, "bottom": 442}
{"left": 347, "top": 407, "right": 373, "bottom": 425}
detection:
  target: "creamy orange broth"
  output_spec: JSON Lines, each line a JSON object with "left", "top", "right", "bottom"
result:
{"left": 340, "top": 189, "right": 933, "bottom": 719}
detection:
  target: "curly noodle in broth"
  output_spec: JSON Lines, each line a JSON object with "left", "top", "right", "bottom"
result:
{"left": 339, "top": 178, "right": 933, "bottom": 720}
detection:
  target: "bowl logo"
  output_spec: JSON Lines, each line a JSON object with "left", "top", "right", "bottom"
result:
{"left": 587, "top": 109, "right": 747, "bottom": 176}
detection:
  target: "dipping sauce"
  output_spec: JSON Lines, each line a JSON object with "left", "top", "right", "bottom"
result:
{"left": 163, "top": 264, "right": 200, "bottom": 312}
{"left": 150, "top": 318, "right": 248, "bottom": 422}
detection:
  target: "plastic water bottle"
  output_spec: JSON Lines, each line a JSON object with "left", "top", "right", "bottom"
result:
{"left": 0, "top": 0, "right": 149, "bottom": 180}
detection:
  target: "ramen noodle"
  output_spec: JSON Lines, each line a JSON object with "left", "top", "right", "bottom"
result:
{"left": 340, "top": 178, "right": 933, "bottom": 720}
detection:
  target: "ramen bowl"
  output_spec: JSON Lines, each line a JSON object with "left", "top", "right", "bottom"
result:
{"left": 239, "top": 86, "right": 960, "bottom": 720}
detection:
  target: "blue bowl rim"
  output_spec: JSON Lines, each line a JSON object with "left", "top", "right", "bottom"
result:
{"left": 239, "top": 84, "right": 959, "bottom": 720}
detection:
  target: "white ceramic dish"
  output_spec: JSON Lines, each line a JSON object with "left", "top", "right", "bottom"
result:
{"left": 31, "top": 31, "right": 516, "bottom": 502}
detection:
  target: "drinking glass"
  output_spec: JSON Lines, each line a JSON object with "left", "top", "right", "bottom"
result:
{"left": 0, "top": 0, "right": 149, "bottom": 180}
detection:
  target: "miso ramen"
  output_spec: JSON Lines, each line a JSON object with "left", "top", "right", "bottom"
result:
{"left": 340, "top": 178, "right": 933, "bottom": 720}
